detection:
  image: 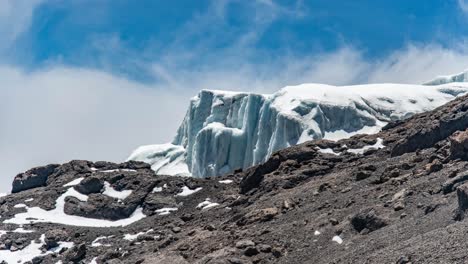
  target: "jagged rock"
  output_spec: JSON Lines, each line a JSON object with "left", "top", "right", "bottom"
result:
{"left": 450, "top": 129, "right": 468, "bottom": 160}
{"left": 238, "top": 208, "right": 279, "bottom": 225}
{"left": 236, "top": 240, "right": 255, "bottom": 249}
{"left": 350, "top": 208, "right": 387, "bottom": 233}
{"left": 455, "top": 182, "right": 468, "bottom": 220}
{"left": 65, "top": 243, "right": 87, "bottom": 262}
{"left": 64, "top": 194, "right": 137, "bottom": 220}
{"left": 12, "top": 164, "right": 59, "bottom": 193}
{"left": 425, "top": 159, "right": 443, "bottom": 174}
{"left": 75, "top": 177, "right": 103, "bottom": 195}
{"left": 44, "top": 229, "right": 68, "bottom": 249}
{"left": 240, "top": 154, "right": 281, "bottom": 194}
{"left": 442, "top": 171, "right": 468, "bottom": 194}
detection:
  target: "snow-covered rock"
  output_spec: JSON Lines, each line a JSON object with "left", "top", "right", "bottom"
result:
{"left": 424, "top": 69, "right": 468, "bottom": 85}
{"left": 129, "top": 82, "right": 468, "bottom": 178}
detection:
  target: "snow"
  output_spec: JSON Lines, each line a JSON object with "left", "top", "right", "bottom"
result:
{"left": 197, "top": 199, "right": 219, "bottom": 210}
{"left": 176, "top": 186, "right": 202, "bottom": 197}
{"left": 218, "top": 179, "right": 233, "bottom": 184}
{"left": 314, "top": 230, "right": 321, "bottom": 236}
{"left": 316, "top": 147, "right": 340, "bottom": 156}
{"left": 0, "top": 193, "right": 7, "bottom": 198}
{"left": 13, "top": 203, "right": 27, "bottom": 208}
{"left": 332, "top": 235, "right": 343, "bottom": 244}
{"left": 347, "top": 138, "right": 385, "bottom": 154}
{"left": 123, "top": 229, "right": 153, "bottom": 241}
{"left": 102, "top": 182, "right": 132, "bottom": 200}
{"left": 4, "top": 187, "right": 146, "bottom": 227}
{"left": 91, "top": 236, "right": 112, "bottom": 247}
{"left": 0, "top": 234, "right": 73, "bottom": 264}
{"left": 63, "top": 177, "right": 84, "bottom": 187}
{"left": 24, "top": 198, "right": 34, "bottom": 202}
{"left": 89, "top": 258, "right": 98, "bottom": 264}
{"left": 13, "top": 227, "right": 34, "bottom": 233}
{"left": 127, "top": 144, "right": 189, "bottom": 176}
{"left": 155, "top": 207, "right": 178, "bottom": 215}
{"left": 152, "top": 186, "right": 163, "bottom": 193}
{"left": 129, "top": 83, "right": 468, "bottom": 178}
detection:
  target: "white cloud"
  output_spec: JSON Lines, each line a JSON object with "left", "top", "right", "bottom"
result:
{"left": 0, "top": 66, "right": 192, "bottom": 191}
{"left": 0, "top": 0, "right": 44, "bottom": 49}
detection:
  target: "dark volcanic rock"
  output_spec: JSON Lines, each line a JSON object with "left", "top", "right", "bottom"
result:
{"left": 74, "top": 176, "right": 103, "bottom": 194}
{"left": 12, "top": 164, "right": 59, "bottom": 193}
{"left": 350, "top": 208, "right": 388, "bottom": 233}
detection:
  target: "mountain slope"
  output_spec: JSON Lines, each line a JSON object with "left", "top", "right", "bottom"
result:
{"left": 128, "top": 82, "right": 468, "bottom": 178}
{"left": 3, "top": 92, "right": 468, "bottom": 263}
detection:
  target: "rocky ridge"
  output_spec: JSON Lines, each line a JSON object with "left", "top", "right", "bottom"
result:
{"left": 3, "top": 94, "right": 468, "bottom": 263}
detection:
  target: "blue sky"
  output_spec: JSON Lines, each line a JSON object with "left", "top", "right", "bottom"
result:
{"left": 2, "top": 0, "right": 468, "bottom": 191}
{"left": 4, "top": 0, "right": 468, "bottom": 83}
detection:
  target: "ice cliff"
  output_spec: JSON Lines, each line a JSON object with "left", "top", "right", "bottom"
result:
{"left": 128, "top": 82, "right": 468, "bottom": 178}
{"left": 424, "top": 69, "right": 468, "bottom": 85}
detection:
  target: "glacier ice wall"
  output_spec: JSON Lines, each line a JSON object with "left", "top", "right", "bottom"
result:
{"left": 424, "top": 69, "right": 468, "bottom": 85}
{"left": 128, "top": 82, "right": 468, "bottom": 178}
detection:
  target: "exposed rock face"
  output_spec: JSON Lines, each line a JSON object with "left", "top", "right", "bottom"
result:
{"left": 450, "top": 129, "right": 468, "bottom": 160}
{"left": 4, "top": 94, "right": 468, "bottom": 263}
{"left": 12, "top": 164, "right": 59, "bottom": 193}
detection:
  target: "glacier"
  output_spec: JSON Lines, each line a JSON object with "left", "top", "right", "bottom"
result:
{"left": 424, "top": 69, "right": 468, "bottom": 85}
{"left": 128, "top": 82, "right": 468, "bottom": 178}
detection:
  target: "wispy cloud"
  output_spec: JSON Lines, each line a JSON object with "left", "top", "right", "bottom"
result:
{"left": 0, "top": 0, "right": 44, "bottom": 51}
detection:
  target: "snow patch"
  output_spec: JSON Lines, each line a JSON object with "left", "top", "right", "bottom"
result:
{"left": 347, "top": 138, "right": 385, "bottom": 154}
{"left": 155, "top": 207, "right": 178, "bottom": 216}
{"left": 218, "top": 180, "right": 233, "bottom": 184}
{"left": 123, "top": 229, "right": 153, "bottom": 241}
{"left": 332, "top": 235, "right": 343, "bottom": 244}
{"left": 176, "top": 186, "right": 202, "bottom": 197}
{"left": 102, "top": 182, "right": 132, "bottom": 200}
{"left": 63, "top": 177, "right": 84, "bottom": 187}
{"left": 197, "top": 199, "right": 219, "bottom": 210}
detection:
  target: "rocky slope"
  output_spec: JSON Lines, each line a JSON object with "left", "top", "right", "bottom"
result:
{"left": 3, "top": 94, "right": 468, "bottom": 263}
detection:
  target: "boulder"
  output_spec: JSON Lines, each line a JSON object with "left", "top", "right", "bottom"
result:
{"left": 12, "top": 164, "right": 59, "bottom": 193}
{"left": 450, "top": 129, "right": 468, "bottom": 160}
{"left": 65, "top": 243, "right": 87, "bottom": 262}
{"left": 64, "top": 194, "right": 136, "bottom": 220}
{"left": 44, "top": 229, "right": 68, "bottom": 249}
{"left": 75, "top": 177, "right": 103, "bottom": 195}
{"left": 350, "top": 208, "right": 388, "bottom": 233}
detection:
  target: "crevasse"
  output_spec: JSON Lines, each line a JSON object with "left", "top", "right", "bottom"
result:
{"left": 128, "top": 82, "right": 468, "bottom": 178}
